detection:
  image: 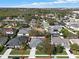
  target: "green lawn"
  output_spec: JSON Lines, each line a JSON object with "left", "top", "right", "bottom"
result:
{"left": 73, "top": 50, "right": 79, "bottom": 55}
{"left": 57, "top": 56, "right": 69, "bottom": 58}
{"left": 36, "top": 56, "right": 51, "bottom": 58}
{"left": 36, "top": 49, "right": 67, "bottom": 55}
{"left": 56, "top": 51, "right": 67, "bottom": 55}
{"left": 36, "top": 49, "right": 50, "bottom": 55}
{"left": 76, "top": 56, "right": 79, "bottom": 59}
{"left": 0, "top": 48, "right": 7, "bottom": 55}
{"left": 10, "top": 49, "right": 30, "bottom": 55}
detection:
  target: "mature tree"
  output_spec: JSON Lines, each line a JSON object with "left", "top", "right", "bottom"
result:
{"left": 51, "top": 45, "right": 57, "bottom": 55}
{"left": 60, "top": 28, "right": 70, "bottom": 38}
{"left": 29, "top": 29, "right": 44, "bottom": 36}
{"left": 56, "top": 45, "right": 64, "bottom": 53}
{"left": 37, "top": 37, "right": 51, "bottom": 55}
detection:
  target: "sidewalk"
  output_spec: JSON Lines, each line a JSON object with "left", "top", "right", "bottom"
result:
{"left": 28, "top": 47, "right": 36, "bottom": 58}
{"left": 64, "top": 26, "right": 77, "bottom": 35}
{"left": 1, "top": 49, "right": 12, "bottom": 59}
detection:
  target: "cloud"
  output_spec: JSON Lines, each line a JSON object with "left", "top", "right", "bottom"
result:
{"left": 54, "top": 0, "right": 79, "bottom": 3}
{"left": 0, "top": 0, "right": 79, "bottom": 8}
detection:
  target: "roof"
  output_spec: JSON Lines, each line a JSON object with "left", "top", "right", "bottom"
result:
{"left": 6, "top": 36, "right": 28, "bottom": 46}
{"left": 51, "top": 36, "right": 70, "bottom": 48}
{"left": 29, "top": 37, "right": 44, "bottom": 47}
{"left": 49, "top": 25, "right": 62, "bottom": 30}
{"left": 0, "top": 37, "right": 8, "bottom": 45}
{"left": 51, "top": 36, "right": 63, "bottom": 45}
{"left": 18, "top": 28, "right": 31, "bottom": 34}
{"left": 49, "top": 25, "right": 62, "bottom": 34}
{"left": 4, "top": 28, "right": 13, "bottom": 32}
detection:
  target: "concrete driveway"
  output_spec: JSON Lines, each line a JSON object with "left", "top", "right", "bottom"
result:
{"left": 1, "top": 49, "right": 12, "bottom": 59}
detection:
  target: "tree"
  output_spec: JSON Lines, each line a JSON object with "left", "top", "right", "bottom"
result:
{"left": 37, "top": 37, "right": 51, "bottom": 55}
{"left": 56, "top": 45, "right": 64, "bottom": 53}
{"left": 0, "top": 45, "right": 4, "bottom": 52}
{"left": 20, "top": 42, "right": 29, "bottom": 59}
{"left": 51, "top": 45, "right": 57, "bottom": 55}
{"left": 60, "top": 28, "right": 70, "bottom": 38}
{"left": 29, "top": 29, "right": 44, "bottom": 36}
{"left": 70, "top": 44, "right": 79, "bottom": 53}
{"left": 51, "top": 44, "right": 64, "bottom": 55}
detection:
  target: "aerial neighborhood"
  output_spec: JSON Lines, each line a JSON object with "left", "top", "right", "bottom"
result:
{"left": 0, "top": 8, "right": 79, "bottom": 59}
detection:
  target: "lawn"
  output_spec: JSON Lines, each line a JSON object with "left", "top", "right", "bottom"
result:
{"left": 56, "top": 51, "right": 67, "bottom": 55}
{"left": 36, "top": 49, "right": 67, "bottom": 55}
{"left": 73, "top": 50, "right": 79, "bottom": 55}
{"left": 10, "top": 49, "right": 30, "bottom": 55}
{"left": 0, "top": 48, "right": 7, "bottom": 55}
{"left": 57, "top": 56, "right": 69, "bottom": 58}
{"left": 76, "top": 56, "right": 79, "bottom": 59}
{"left": 36, "top": 49, "right": 50, "bottom": 55}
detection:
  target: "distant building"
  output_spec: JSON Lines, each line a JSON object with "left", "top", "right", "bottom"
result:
{"left": 63, "top": 14, "right": 79, "bottom": 31}
{"left": 17, "top": 28, "right": 31, "bottom": 36}
{"left": 0, "top": 22, "right": 3, "bottom": 27}
{"left": 42, "top": 20, "right": 49, "bottom": 32}
{"left": 49, "top": 25, "right": 62, "bottom": 36}
{"left": 3, "top": 28, "right": 14, "bottom": 35}
{"left": 30, "top": 19, "right": 36, "bottom": 27}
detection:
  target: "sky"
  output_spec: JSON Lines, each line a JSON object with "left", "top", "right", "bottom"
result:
{"left": 0, "top": 0, "right": 79, "bottom": 8}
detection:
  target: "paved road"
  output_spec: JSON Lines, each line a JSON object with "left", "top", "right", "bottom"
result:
{"left": 60, "top": 36, "right": 70, "bottom": 48}
{"left": 1, "top": 49, "right": 12, "bottom": 59}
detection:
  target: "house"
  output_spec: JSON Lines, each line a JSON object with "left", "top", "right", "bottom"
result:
{"left": 17, "top": 28, "right": 31, "bottom": 36}
{"left": 29, "top": 36, "right": 45, "bottom": 48}
{"left": 0, "top": 37, "right": 8, "bottom": 45}
{"left": 0, "top": 22, "right": 3, "bottom": 27}
{"left": 49, "top": 25, "right": 62, "bottom": 36}
{"left": 51, "top": 36, "right": 70, "bottom": 47}
{"left": 42, "top": 20, "right": 49, "bottom": 32}
{"left": 6, "top": 36, "right": 29, "bottom": 48}
{"left": 3, "top": 28, "right": 14, "bottom": 35}
{"left": 29, "top": 19, "right": 36, "bottom": 27}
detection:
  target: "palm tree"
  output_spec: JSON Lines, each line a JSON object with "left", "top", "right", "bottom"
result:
{"left": 20, "top": 41, "right": 29, "bottom": 59}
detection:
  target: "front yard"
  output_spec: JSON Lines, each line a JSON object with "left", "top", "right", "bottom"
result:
{"left": 10, "top": 49, "right": 30, "bottom": 55}
{"left": 0, "top": 48, "right": 7, "bottom": 55}
{"left": 73, "top": 50, "right": 79, "bottom": 55}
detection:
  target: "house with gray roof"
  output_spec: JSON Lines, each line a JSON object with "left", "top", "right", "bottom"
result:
{"left": 0, "top": 37, "right": 8, "bottom": 45}
{"left": 49, "top": 25, "right": 62, "bottom": 36}
{"left": 6, "top": 36, "right": 29, "bottom": 48}
{"left": 17, "top": 28, "right": 31, "bottom": 36}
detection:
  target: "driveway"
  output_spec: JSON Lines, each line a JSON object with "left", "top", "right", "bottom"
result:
{"left": 28, "top": 47, "right": 36, "bottom": 58}
{"left": 65, "top": 48, "right": 76, "bottom": 59}
{"left": 29, "top": 37, "right": 44, "bottom": 58}
{"left": 1, "top": 49, "right": 12, "bottom": 59}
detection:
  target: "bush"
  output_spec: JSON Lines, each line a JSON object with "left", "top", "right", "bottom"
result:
{"left": 0, "top": 45, "right": 4, "bottom": 52}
